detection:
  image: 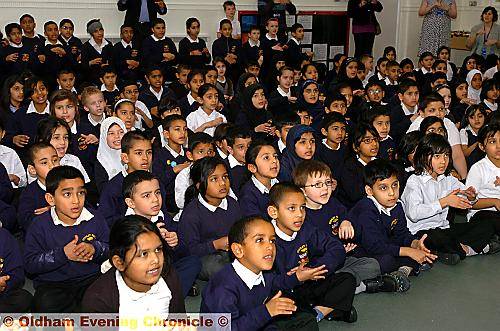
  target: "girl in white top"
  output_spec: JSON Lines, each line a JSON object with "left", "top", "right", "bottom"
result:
{"left": 466, "top": 69, "right": 482, "bottom": 104}
{"left": 95, "top": 117, "right": 126, "bottom": 190}
{"left": 30, "top": 117, "right": 90, "bottom": 183}
{"left": 186, "top": 83, "right": 226, "bottom": 136}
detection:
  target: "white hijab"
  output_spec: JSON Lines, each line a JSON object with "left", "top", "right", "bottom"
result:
{"left": 466, "top": 69, "right": 482, "bottom": 103}
{"left": 97, "top": 117, "right": 126, "bottom": 179}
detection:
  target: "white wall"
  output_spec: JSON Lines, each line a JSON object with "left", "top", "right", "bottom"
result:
{"left": 0, "top": 0, "right": 495, "bottom": 64}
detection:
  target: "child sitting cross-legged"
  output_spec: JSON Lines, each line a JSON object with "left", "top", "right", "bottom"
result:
{"left": 349, "top": 159, "right": 437, "bottom": 292}
{"left": 24, "top": 166, "right": 109, "bottom": 312}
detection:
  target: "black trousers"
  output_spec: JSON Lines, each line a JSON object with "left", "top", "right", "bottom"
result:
{"left": 291, "top": 272, "right": 356, "bottom": 313}
{"left": 353, "top": 33, "right": 376, "bottom": 58}
{"left": 32, "top": 275, "right": 98, "bottom": 313}
{"left": 0, "top": 288, "right": 33, "bottom": 313}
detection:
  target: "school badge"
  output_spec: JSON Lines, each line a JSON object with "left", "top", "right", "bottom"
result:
{"left": 390, "top": 219, "right": 398, "bottom": 231}
{"left": 296, "top": 244, "right": 309, "bottom": 265}
{"left": 167, "top": 160, "right": 177, "bottom": 167}
{"left": 329, "top": 216, "right": 340, "bottom": 235}
{"left": 82, "top": 233, "right": 96, "bottom": 243}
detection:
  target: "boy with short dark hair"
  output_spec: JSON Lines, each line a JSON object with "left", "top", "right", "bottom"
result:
{"left": 241, "top": 25, "right": 263, "bottom": 67}
{"left": 285, "top": 23, "right": 313, "bottom": 70}
{"left": 202, "top": 216, "right": 324, "bottom": 329}
{"left": 389, "top": 78, "right": 420, "bottom": 144}
{"left": 170, "top": 64, "right": 191, "bottom": 99}
{"left": 41, "top": 20, "right": 70, "bottom": 90}
{"left": 98, "top": 131, "right": 154, "bottom": 227}
{"left": 317, "top": 112, "right": 347, "bottom": 180}
{"left": 139, "top": 65, "right": 176, "bottom": 113}
{"left": 273, "top": 112, "right": 300, "bottom": 156}
{"left": 20, "top": 13, "right": 45, "bottom": 54}
{"left": 58, "top": 18, "right": 82, "bottom": 72}
{"left": 1, "top": 22, "right": 39, "bottom": 78}
{"left": 18, "top": 143, "right": 60, "bottom": 232}
{"left": 99, "top": 66, "right": 120, "bottom": 109}
{"left": 268, "top": 182, "right": 357, "bottom": 323}
{"left": 24, "top": 165, "right": 109, "bottom": 312}
{"left": 56, "top": 69, "right": 77, "bottom": 94}
{"left": 226, "top": 126, "right": 252, "bottom": 196}
{"left": 112, "top": 24, "right": 141, "bottom": 83}
{"left": 348, "top": 159, "right": 436, "bottom": 291}
{"left": 383, "top": 60, "right": 400, "bottom": 102}
{"left": 362, "top": 105, "right": 395, "bottom": 160}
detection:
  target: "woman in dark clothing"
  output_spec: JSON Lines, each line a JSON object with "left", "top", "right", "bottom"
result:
{"left": 347, "top": 0, "right": 383, "bottom": 58}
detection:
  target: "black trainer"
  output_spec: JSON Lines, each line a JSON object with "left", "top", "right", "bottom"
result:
{"left": 325, "top": 306, "right": 358, "bottom": 323}
{"left": 387, "top": 270, "right": 411, "bottom": 292}
{"left": 436, "top": 252, "right": 461, "bottom": 265}
{"left": 486, "top": 240, "right": 500, "bottom": 255}
{"left": 364, "top": 277, "right": 384, "bottom": 293}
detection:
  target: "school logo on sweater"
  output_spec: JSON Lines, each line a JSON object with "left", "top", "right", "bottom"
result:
{"left": 328, "top": 216, "right": 340, "bottom": 235}
{"left": 390, "top": 219, "right": 398, "bottom": 231}
{"left": 82, "top": 233, "right": 97, "bottom": 243}
{"left": 167, "top": 160, "right": 178, "bottom": 167}
{"left": 387, "top": 148, "right": 395, "bottom": 161}
{"left": 0, "top": 257, "right": 3, "bottom": 272}
{"left": 296, "top": 244, "right": 309, "bottom": 265}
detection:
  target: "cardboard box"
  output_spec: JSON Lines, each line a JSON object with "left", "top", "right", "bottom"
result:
{"left": 450, "top": 35, "right": 469, "bottom": 50}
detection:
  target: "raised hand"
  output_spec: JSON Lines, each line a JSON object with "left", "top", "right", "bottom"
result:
{"left": 295, "top": 263, "right": 328, "bottom": 282}
{"left": 265, "top": 291, "right": 296, "bottom": 317}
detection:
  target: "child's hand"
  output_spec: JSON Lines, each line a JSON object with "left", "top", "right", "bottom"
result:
{"left": 441, "top": 189, "right": 472, "bottom": 209}
{"left": 8, "top": 174, "right": 20, "bottom": 186}
{"left": 5, "top": 53, "right": 18, "bottom": 62}
{"left": 271, "top": 44, "right": 283, "bottom": 51}
{"left": 64, "top": 235, "right": 85, "bottom": 262}
{"left": 338, "top": 220, "right": 354, "bottom": 240}
{"left": 126, "top": 59, "right": 140, "bottom": 69}
{"left": 190, "top": 50, "right": 202, "bottom": 56}
{"left": 163, "top": 53, "right": 175, "bottom": 61}
{"left": 265, "top": 291, "right": 296, "bottom": 317}
{"left": 157, "top": 224, "right": 179, "bottom": 248}
{"left": 12, "top": 134, "right": 29, "bottom": 147}
{"left": 295, "top": 262, "right": 328, "bottom": 282}
{"left": 412, "top": 234, "right": 431, "bottom": 254}
{"left": 34, "top": 206, "right": 50, "bottom": 215}
{"left": 80, "top": 134, "right": 98, "bottom": 145}
{"left": 288, "top": 96, "right": 297, "bottom": 103}
{"left": 255, "top": 123, "right": 273, "bottom": 134}
{"left": 37, "top": 54, "right": 45, "bottom": 63}
{"left": 89, "top": 57, "right": 102, "bottom": 65}
{"left": 173, "top": 161, "right": 191, "bottom": 174}
{"left": 460, "top": 186, "right": 477, "bottom": 201}
{"left": 408, "top": 247, "right": 436, "bottom": 264}
{"left": 0, "top": 275, "right": 10, "bottom": 293}
{"left": 494, "top": 176, "right": 500, "bottom": 187}
{"left": 344, "top": 243, "right": 357, "bottom": 253}
{"left": 74, "top": 242, "right": 95, "bottom": 262}
{"left": 213, "top": 236, "right": 229, "bottom": 251}
{"left": 205, "top": 117, "right": 224, "bottom": 128}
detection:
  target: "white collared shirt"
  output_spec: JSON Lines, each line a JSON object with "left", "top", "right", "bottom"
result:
{"left": 51, "top": 206, "right": 94, "bottom": 227}
{"left": 459, "top": 125, "right": 477, "bottom": 146}
{"left": 384, "top": 77, "right": 397, "bottom": 86}
{"left": 248, "top": 39, "right": 260, "bottom": 47}
{"left": 89, "top": 37, "right": 109, "bottom": 54}
{"left": 70, "top": 121, "right": 77, "bottom": 134}
{"left": 290, "top": 37, "right": 300, "bottom": 45}
{"left": 187, "top": 92, "right": 196, "bottom": 106}
{"left": 0, "top": 145, "right": 27, "bottom": 187}
{"left": 407, "top": 116, "right": 461, "bottom": 146}
{"left": 152, "top": 34, "right": 166, "bottom": 42}
{"left": 466, "top": 156, "right": 500, "bottom": 219}
{"left": 164, "top": 143, "right": 184, "bottom": 159}
{"left": 271, "top": 219, "right": 297, "bottom": 241}
{"left": 446, "top": 61, "right": 453, "bottom": 81}
{"left": 45, "top": 40, "right": 62, "bottom": 46}
{"left": 28, "top": 153, "right": 90, "bottom": 184}
{"left": 150, "top": 86, "right": 163, "bottom": 101}
{"left": 278, "top": 139, "right": 286, "bottom": 153}
{"left": 187, "top": 35, "right": 199, "bottom": 43}
{"left": 227, "top": 154, "right": 243, "bottom": 169}
{"left": 400, "top": 102, "right": 418, "bottom": 117}
{"left": 217, "top": 147, "right": 228, "bottom": 160}
{"left": 9, "top": 41, "right": 22, "bottom": 48}
{"left": 26, "top": 101, "right": 50, "bottom": 115}
{"left": 484, "top": 100, "right": 498, "bottom": 112}
{"left": 265, "top": 33, "right": 278, "bottom": 41}
{"left": 88, "top": 113, "right": 105, "bottom": 126}
{"left": 322, "top": 139, "right": 340, "bottom": 151}
{"left": 232, "top": 259, "right": 265, "bottom": 290}
{"left": 356, "top": 155, "right": 374, "bottom": 166}
{"left": 134, "top": 100, "right": 152, "bottom": 130}
{"left": 197, "top": 194, "right": 228, "bottom": 212}
{"left": 116, "top": 269, "right": 171, "bottom": 316}
{"left": 120, "top": 39, "right": 133, "bottom": 48}
{"left": 100, "top": 84, "right": 118, "bottom": 92}
{"left": 186, "top": 107, "right": 227, "bottom": 136}
{"left": 37, "top": 180, "right": 46, "bottom": 191}
{"left": 277, "top": 86, "right": 291, "bottom": 98}
{"left": 367, "top": 195, "right": 397, "bottom": 216}
{"left": 420, "top": 67, "right": 431, "bottom": 75}
{"left": 401, "top": 173, "right": 465, "bottom": 234}
{"left": 125, "top": 207, "right": 166, "bottom": 224}
{"left": 251, "top": 176, "right": 278, "bottom": 195}
{"left": 377, "top": 72, "right": 385, "bottom": 81}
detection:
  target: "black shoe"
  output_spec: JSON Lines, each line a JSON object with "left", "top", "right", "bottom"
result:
{"left": 486, "top": 240, "right": 500, "bottom": 255}
{"left": 387, "top": 270, "right": 411, "bottom": 292}
{"left": 436, "top": 252, "right": 461, "bottom": 265}
{"left": 325, "top": 306, "right": 357, "bottom": 323}
{"left": 188, "top": 284, "right": 199, "bottom": 297}
{"left": 364, "top": 277, "right": 384, "bottom": 293}
{"left": 419, "top": 263, "right": 433, "bottom": 272}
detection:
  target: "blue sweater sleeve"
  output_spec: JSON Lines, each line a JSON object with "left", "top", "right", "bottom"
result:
{"left": 0, "top": 229, "right": 25, "bottom": 294}
{"left": 0, "top": 199, "right": 16, "bottom": 232}
{"left": 309, "top": 227, "right": 346, "bottom": 274}
{"left": 356, "top": 208, "right": 402, "bottom": 257}
{"left": 178, "top": 207, "right": 216, "bottom": 257}
{"left": 23, "top": 221, "right": 69, "bottom": 275}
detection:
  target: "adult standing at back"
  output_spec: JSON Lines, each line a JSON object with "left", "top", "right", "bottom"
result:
{"left": 117, "top": 0, "right": 167, "bottom": 45}
{"left": 258, "top": 0, "right": 296, "bottom": 44}
{"left": 417, "top": 0, "right": 457, "bottom": 56}
{"left": 347, "top": 0, "right": 383, "bottom": 58}
{"left": 466, "top": 6, "right": 499, "bottom": 59}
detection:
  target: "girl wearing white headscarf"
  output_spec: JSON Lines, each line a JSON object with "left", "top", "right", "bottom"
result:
{"left": 466, "top": 69, "right": 483, "bottom": 104}
{"left": 94, "top": 117, "right": 126, "bottom": 191}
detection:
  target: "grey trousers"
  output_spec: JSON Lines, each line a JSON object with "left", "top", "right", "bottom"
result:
{"left": 337, "top": 256, "right": 381, "bottom": 286}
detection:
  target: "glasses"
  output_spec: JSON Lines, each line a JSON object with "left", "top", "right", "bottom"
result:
{"left": 304, "top": 179, "right": 335, "bottom": 189}
{"left": 61, "top": 26, "right": 74, "bottom": 30}
{"left": 368, "top": 89, "right": 382, "bottom": 95}
{"left": 361, "top": 137, "right": 379, "bottom": 144}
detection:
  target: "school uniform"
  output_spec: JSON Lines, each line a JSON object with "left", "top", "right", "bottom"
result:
{"left": 378, "top": 136, "right": 396, "bottom": 160}
{"left": 17, "top": 180, "right": 47, "bottom": 232}
{"left": 284, "top": 37, "right": 308, "bottom": 70}
{"left": 178, "top": 92, "right": 200, "bottom": 118}
{"left": 0, "top": 144, "right": 27, "bottom": 187}
{"left": 178, "top": 195, "right": 241, "bottom": 280}
{"left": 169, "top": 80, "right": 189, "bottom": 100}
{"left": 40, "top": 40, "right": 71, "bottom": 88}
{"left": 0, "top": 42, "right": 39, "bottom": 78}
{"left": 94, "top": 160, "right": 111, "bottom": 193}
{"left": 201, "top": 260, "right": 312, "bottom": 331}
{"left": 22, "top": 34, "right": 45, "bottom": 54}
{"left": 79, "top": 113, "right": 105, "bottom": 139}
{"left": 142, "top": 34, "right": 178, "bottom": 81}
{"left": 215, "top": 78, "right": 234, "bottom": 102}
{"left": 239, "top": 176, "right": 278, "bottom": 219}
{"left": 113, "top": 39, "right": 142, "bottom": 83}
{"left": 97, "top": 170, "right": 128, "bottom": 228}
{"left": 81, "top": 266, "right": 185, "bottom": 313}
{"left": 80, "top": 38, "right": 114, "bottom": 85}
{"left": 337, "top": 156, "right": 371, "bottom": 210}
{"left": 407, "top": 116, "right": 461, "bottom": 147}
{"left": 367, "top": 72, "right": 385, "bottom": 85}
{"left": 66, "top": 121, "right": 99, "bottom": 181}
{"left": 0, "top": 162, "right": 13, "bottom": 204}
{"left": 58, "top": 35, "right": 83, "bottom": 73}
{"left": 152, "top": 144, "right": 187, "bottom": 213}
{"left": 317, "top": 139, "right": 346, "bottom": 181}
{"left": 267, "top": 86, "right": 295, "bottom": 116}
{"left": 460, "top": 126, "right": 485, "bottom": 169}
{"left": 241, "top": 39, "right": 262, "bottom": 67}
{"left": 389, "top": 102, "right": 418, "bottom": 145}
{"left": 186, "top": 107, "right": 227, "bottom": 136}
{"left": 305, "top": 197, "right": 381, "bottom": 286}
{"left": 414, "top": 68, "right": 432, "bottom": 90}
{"left": 482, "top": 100, "right": 498, "bottom": 113}
{"left": 24, "top": 207, "right": 109, "bottom": 312}
{"left": 178, "top": 36, "right": 211, "bottom": 69}
{"left": 402, "top": 173, "right": 495, "bottom": 258}
{"left": 348, "top": 197, "right": 419, "bottom": 274}
{"left": 227, "top": 154, "right": 247, "bottom": 197}
{"left": 382, "top": 78, "right": 398, "bottom": 103}
{"left": 0, "top": 228, "right": 33, "bottom": 312}
{"left": 271, "top": 219, "right": 356, "bottom": 314}
{"left": 260, "top": 34, "right": 282, "bottom": 78}
{"left": 100, "top": 84, "right": 121, "bottom": 110}
{"left": 0, "top": 198, "right": 16, "bottom": 232}
{"left": 139, "top": 85, "right": 176, "bottom": 112}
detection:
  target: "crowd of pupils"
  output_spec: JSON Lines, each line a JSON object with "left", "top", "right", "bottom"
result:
{"left": 0, "top": 2, "right": 499, "bottom": 329}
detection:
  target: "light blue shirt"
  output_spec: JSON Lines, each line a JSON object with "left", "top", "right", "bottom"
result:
{"left": 139, "top": 0, "right": 149, "bottom": 23}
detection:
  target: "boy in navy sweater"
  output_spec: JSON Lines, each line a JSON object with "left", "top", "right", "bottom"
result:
{"left": 99, "top": 66, "right": 120, "bottom": 110}
{"left": 79, "top": 86, "right": 106, "bottom": 139}
{"left": 273, "top": 112, "right": 300, "bottom": 157}
{"left": 226, "top": 126, "right": 252, "bottom": 196}
{"left": 317, "top": 112, "right": 347, "bottom": 181}
{"left": 18, "top": 143, "right": 60, "bottom": 232}
{"left": 361, "top": 105, "right": 396, "bottom": 161}
{"left": 1, "top": 23, "right": 39, "bottom": 79}
{"left": 285, "top": 23, "right": 313, "bottom": 70}
{"left": 212, "top": 19, "right": 240, "bottom": 79}
{"left": 58, "top": 19, "right": 82, "bottom": 74}
{"left": 40, "top": 21, "right": 71, "bottom": 90}
{"left": 348, "top": 160, "right": 436, "bottom": 292}
{"left": 152, "top": 114, "right": 190, "bottom": 213}
{"left": 98, "top": 131, "right": 154, "bottom": 228}
{"left": 112, "top": 24, "right": 141, "bottom": 83}
{"left": 141, "top": 18, "right": 178, "bottom": 82}
{"left": 241, "top": 25, "right": 263, "bottom": 67}
{"left": 0, "top": 228, "right": 33, "bottom": 312}
{"left": 389, "top": 79, "right": 420, "bottom": 145}
{"left": 268, "top": 182, "right": 357, "bottom": 323}
{"left": 24, "top": 166, "right": 109, "bottom": 313}
{"left": 202, "top": 216, "right": 326, "bottom": 330}
{"left": 139, "top": 65, "right": 176, "bottom": 116}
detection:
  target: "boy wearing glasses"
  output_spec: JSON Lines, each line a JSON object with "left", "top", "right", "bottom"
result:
{"left": 293, "top": 160, "right": 400, "bottom": 295}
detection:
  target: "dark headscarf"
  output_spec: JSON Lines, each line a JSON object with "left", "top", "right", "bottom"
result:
{"left": 238, "top": 83, "right": 272, "bottom": 131}
{"left": 297, "top": 80, "right": 324, "bottom": 131}
{"left": 335, "top": 57, "right": 363, "bottom": 91}
{"left": 278, "top": 124, "right": 316, "bottom": 182}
